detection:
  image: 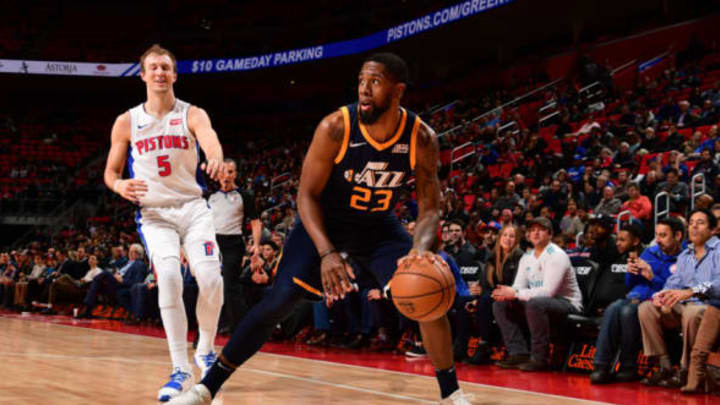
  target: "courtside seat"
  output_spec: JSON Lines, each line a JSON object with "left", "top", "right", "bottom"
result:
{"left": 566, "top": 255, "right": 602, "bottom": 339}
{"left": 566, "top": 313, "right": 603, "bottom": 339}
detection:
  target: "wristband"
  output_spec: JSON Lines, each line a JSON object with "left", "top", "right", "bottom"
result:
{"left": 112, "top": 179, "right": 122, "bottom": 192}
{"left": 382, "top": 284, "right": 391, "bottom": 299}
{"left": 319, "top": 249, "right": 337, "bottom": 260}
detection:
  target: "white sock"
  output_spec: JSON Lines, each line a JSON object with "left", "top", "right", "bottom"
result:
{"left": 161, "top": 303, "right": 191, "bottom": 371}
{"left": 155, "top": 255, "right": 191, "bottom": 371}
{"left": 193, "top": 260, "right": 224, "bottom": 355}
{"left": 196, "top": 327, "right": 217, "bottom": 357}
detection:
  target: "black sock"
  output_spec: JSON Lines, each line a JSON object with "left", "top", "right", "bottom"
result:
{"left": 199, "top": 282, "right": 304, "bottom": 396}
{"left": 435, "top": 366, "right": 459, "bottom": 399}
{"left": 202, "top": 357, "right": 236, "bottom": 397}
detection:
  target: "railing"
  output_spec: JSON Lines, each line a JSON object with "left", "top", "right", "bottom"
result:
{"left": 438, "top": 124, "right": 463, "bottom": 138}
{"left": 690, "top": 172, "right": 706, "bottom": 211}
{"left": 428, "top": 100, "right": 459, "bottom": 116}
{"left": 450, "top": 142, "right": 476, "bottom": 170}
{"left": 262, "top": 202, "right": 285, "bottom": 216}
{"left": 538, "top": 101, "right": 557, "bottom": 115}
{"left": 611, "top": 59, "right": 637, "bottom": 75}
{"left": 654, "top": 191, "right": 670, "bottom": 229}
{"left": 497, "top": 120, "right": 519, "bottom": 135}
{"left": 426, "top": 103, "right": 442, "bottom": 113}
{"left": 504, "top": 78, "right": 565, "bottom": 108}
{"left": 270, "top": 172, "right": 292, "bottom": 190}
{"left": 437, "top": 77, "right": 564, "bottom": 139}
{"left": 539, "top": 110, "right": 561, "bottom": 127}
{"left": 579, "top": 81, "right": 602, "bottom": 101}
{"left": 616, "top": 210, "right": 633, "bottom": 234}
{"left": 639, "top": 51, "right": 671, "bottom": 72}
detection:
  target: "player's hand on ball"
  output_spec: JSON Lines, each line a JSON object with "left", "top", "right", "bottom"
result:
{"left": 391, "top": 249, "right": 455, "bottom": 322}
{"left": 320, "top": 252, "right": 355, "bottom": 301}
{"left": 201, "top": 158, "right": 223, "bottom": 181}
{"left": 114, "top": 179, "right": 148, "bottom": 203}
{"left": 397, "top": 249, "right": 445, "bottom": 270}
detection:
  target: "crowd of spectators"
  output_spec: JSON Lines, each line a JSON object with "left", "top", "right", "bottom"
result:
{"left": 3, "top": 44, "right": 720, "bottom": 395}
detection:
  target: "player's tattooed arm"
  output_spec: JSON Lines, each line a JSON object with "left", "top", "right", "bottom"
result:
{"left": 297, "top": 110, "right": 344, "bottom": 254}
{"left": 298, "top": 111, "right": 356, "bottom": 299}
{"left": 412, "top": 122, "right": 442, "bottom": 252}
{"left": 326, "top": 114, "right": 346, "bottom": 143}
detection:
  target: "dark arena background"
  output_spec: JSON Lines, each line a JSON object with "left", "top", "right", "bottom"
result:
{"left": 3, "top": 1, "right": 720, "bottom": 404}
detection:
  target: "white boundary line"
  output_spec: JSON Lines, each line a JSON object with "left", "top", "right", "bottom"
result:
{"left": 240, "top": 367, "right": 435, "bottom": 404}
{"left": 3, "top": 316, "right": 611, "bottom": 404}
{"left": 260, "top": 352, "right": 613, "bottom": 405}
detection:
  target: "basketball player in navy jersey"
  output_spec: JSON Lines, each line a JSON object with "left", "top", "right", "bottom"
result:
{"left": 170, "top": 53, "right": 472, "bottom": 404}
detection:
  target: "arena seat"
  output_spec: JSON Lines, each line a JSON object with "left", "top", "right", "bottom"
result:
{"left": 678, "top": 128, "right": 693, "bottom": 139}
{"left": 566, "top": 256, "right": 603, "bottom": 338}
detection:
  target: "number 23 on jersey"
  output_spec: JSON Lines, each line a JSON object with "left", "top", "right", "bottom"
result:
{"left": 349, "top": 186, "right": 392, "bottom": 212}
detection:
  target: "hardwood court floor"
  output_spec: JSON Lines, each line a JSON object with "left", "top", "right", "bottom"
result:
{"left": 0, "top": 313, "right": 716, "bottom": 404}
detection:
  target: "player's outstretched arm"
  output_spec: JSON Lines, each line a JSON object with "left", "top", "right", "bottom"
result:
{"left": 411, "top": 123, "right": 442, "bottom": 253}
{"left": 297, "top": 111, "right": 355, "bottom": 299}
{"left": 189, "top": 106, "right": 224, "bottom": 181}
{"left": 104, "top": 112, "right": 147, "bottom": 203}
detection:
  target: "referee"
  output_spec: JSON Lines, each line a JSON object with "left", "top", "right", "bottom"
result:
{"left": 208, "top": 158, "right": 261, "bottom": 334}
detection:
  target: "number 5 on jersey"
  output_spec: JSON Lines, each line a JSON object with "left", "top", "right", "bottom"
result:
{"left": 350, "top": 186, "right": 392, "bottom": 212}
{"left": 157, "top": 155, "right": 172, "bottom": 177}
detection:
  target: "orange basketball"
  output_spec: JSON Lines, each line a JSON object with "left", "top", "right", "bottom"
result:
{"left": 390, "top": 254, "right": 455, "bottom": 322}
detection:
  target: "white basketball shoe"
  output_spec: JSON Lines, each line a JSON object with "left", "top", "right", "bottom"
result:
{"left": 193, "top": 351, "right": 218, "bottom": 379}
{"left": 166, "top": 384, "right": 212, "bottom": 405}
{"left": 439, "top": 389, "right": 475, "bottom": 404}
{"left": 157, "top": 368, "right": 194, "bottom": 402}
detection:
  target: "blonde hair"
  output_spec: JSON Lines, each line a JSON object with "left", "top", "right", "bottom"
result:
{"left": 487, "top": 224, "right": 520, "bottom": 287}
{"left": 140, "top": 44, "right": 177, "bottom": 73}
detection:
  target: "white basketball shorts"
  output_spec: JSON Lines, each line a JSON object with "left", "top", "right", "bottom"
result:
{"left": 136, "top": 198, "right": 220, "bottom": 270}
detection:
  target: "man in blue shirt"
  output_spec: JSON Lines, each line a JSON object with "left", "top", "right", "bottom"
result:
{"left": 77, "top": 243, "right": 148, "bottom": 318}
{"left": 638, "top": 208, "right": 720, "bottom": 388}
{"left": 590, "top": 218, "right": 683, "bottom": 384}
{"left": 108, "top": 245, "right": 129, "bottom": 273}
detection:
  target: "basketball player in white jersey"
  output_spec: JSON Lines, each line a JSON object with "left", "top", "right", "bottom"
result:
{"left": 104, "top": 44, "right": 225, "bottom": 402}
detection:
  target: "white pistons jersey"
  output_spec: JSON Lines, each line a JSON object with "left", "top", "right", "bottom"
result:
{"left": 128, "top": 99, "right": 205, "bottom": 207}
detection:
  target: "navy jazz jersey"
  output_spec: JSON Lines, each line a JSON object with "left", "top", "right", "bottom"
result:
{"left": 321, "top": 102, "right": 421, "bottom": 227}
{"left": 271, "top": 103, "right": 422, "bottom": 299}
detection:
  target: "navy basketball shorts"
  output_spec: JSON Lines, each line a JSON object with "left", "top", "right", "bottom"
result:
{"left": 273, "top": 217, "right": 413, "bottom": 299}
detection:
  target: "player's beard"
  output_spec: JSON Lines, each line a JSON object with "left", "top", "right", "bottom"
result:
{"left": 358, "top": 100, "right": 390, "bottom": 125}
